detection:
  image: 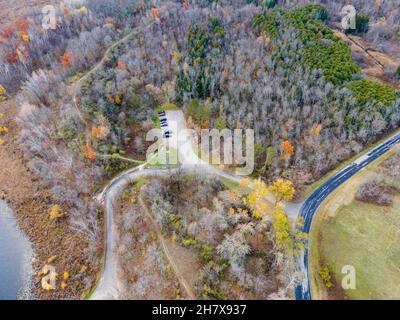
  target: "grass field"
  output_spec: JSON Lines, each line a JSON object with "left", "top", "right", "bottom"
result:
{"left": 313, "top": 199, "right": 400, "bottom": 299}
{"left": 310, "top": 149, "right": 400, "bottom": 300}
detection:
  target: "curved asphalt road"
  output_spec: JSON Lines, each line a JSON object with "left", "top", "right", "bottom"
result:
{"left": 295, "top": 131, "right": 400, "bottom": 300}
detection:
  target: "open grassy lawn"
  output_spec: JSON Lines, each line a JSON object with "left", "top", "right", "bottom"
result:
{"left": 310, "top": 149, "right": 400, "bottom": 300}
{"left": 315, "top": 198, "right": 400, "bottom": 300}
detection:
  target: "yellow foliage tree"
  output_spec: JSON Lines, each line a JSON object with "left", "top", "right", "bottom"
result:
{"left": 114, "top": 95, "right": 122, "bottom": 105}
{"left": 243, "top": 179, "right": 270, "bottom": 219}
{"left": 47, "top": 255, "right": 57, "bottom": 264}
{"left": 49, "top": 205, "right": 65, "bottom": 220}
{"left": 272, "top": 202, "right": 293, "bottom": 250}
{"left": 60, "top": 281, "right": 67, "bottom": 290}
{"left": 16, "top": 48, "right": 26, "bottom": 64}
{"left": 76, "top": 6, "right": 88, "bottom": 14}
{"left": 268, "top": 178, "right": 295, "bottom": 203}
{"left": 272, "top": 202, "right": 307, "bottom": 255}
{"left": 0, "top": 85, "right": 6, "bottom": 102}
{"left": 310, "top": 124, "right": 322, "bottom": 138}
{"left": 172, "top": 51, "right": 180, "bottom": 63}
{"left": 17, "top": 31, "right": 29, "bottom": 43}
{"left": 60, "top": 2, "right": 71, "bottom": 17}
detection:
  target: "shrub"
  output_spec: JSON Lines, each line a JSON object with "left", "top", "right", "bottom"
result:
{"left": 214, "top": 117, "right": 227, "bottom": 130}
{"left": 202, "top": 284, "right": 228, "bottom": 300}
{"left": 167, "top": 213, "right": 182, "bottom": 229}
{"left": 319, "top": 265, "right": 332, "bottom": 288}
{"left": 356, "top": 180, "right": 393, "bottom": 206}
{"left": 182, "top": 238, "right": 198, "bottom": 247}
{"left": 200, "top": 244, "right": 214, "bottom": 262}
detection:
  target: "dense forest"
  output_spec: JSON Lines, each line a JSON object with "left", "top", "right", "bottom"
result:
{"left": 0, "top": 0, "right": 399, "bottom": 298}
{"left": 3, "top": 0, "right": 400, "bottom": 251}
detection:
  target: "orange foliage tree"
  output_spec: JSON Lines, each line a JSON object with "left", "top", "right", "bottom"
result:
{"left": 91, "top": 126, "right": 108, "bottom": 140}
{"left": 281, "top": 140, "right": 294, "bottom": 160}
{"left": 82, "top": 145, "right": 96, "bottom": 161}
{"left": 151, "top": 7, "right": 159, "bottom": 18}
{"left": 60, "top": 52, "right": 74, "bottom": 68}
{"left": 117, "top": 60, "right": 127, "bottom": 71}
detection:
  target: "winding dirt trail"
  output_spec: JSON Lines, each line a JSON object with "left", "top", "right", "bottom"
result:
{"left": 332, "top": 27, "right": 400, "bottom": 88}
{"left": 69, "top": 24, "right": 155, "bottom": 164}
{"left": 70, "top": 24, "right": 153, "bottom": 126}
{"left": 138, "top": 193, "right": 196, "bottom": 299}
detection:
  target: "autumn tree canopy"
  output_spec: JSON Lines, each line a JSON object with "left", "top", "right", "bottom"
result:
{"left": 268, "top": 178, "right": 295, "bottom": 203}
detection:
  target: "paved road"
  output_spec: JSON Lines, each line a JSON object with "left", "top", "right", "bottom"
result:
{"left": 295, "top": 131, "right": 400, "bottom": 300}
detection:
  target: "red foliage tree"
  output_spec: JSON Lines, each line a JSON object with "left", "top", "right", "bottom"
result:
{"left": 182, "top": 2, "right": 189, "bottom": 11}
{"left": 15, "top": 19, "right": 31, "bottom": 32}
{"left": 2, "top": 26, "right": 14, "bottom": 39}
{"left": 6, "top": 50, "right": 18, "bottom": 64}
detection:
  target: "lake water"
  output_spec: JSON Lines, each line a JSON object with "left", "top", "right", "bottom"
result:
{"left": 0, "top": 200, "right": 33, "bottom": 299}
